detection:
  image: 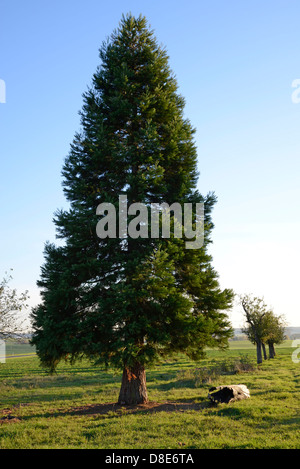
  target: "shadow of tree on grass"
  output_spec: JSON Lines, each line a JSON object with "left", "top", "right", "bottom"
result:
{"left": 2, "top": 399, "right": 211, "bottom": 423}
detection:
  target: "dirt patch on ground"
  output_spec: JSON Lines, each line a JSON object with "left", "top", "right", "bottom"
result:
{"left": 0, "top": 408, "right": 22, "bottom": 424}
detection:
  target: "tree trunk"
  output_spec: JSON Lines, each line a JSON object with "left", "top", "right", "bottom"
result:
{"left": 271, "top": 343, "right": 276, "bottom": 357}
{"left": 118, "top": 362, "right": 149, "bottom": 405}
{"left": 262, "top": 342, "right": 267, "bottom": 360}
{"left": 268, "top": 342, "right": 276, "bottom": 359}
{"left": 256, "top": 340, "right": 263, "bottom": 364}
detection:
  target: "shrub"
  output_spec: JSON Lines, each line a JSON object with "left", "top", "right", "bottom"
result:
{"left": 233, "top": 354, "right": 256, "bottom": 373}
{"left": 176, "top": 355, "right": 256, "bottom": 388}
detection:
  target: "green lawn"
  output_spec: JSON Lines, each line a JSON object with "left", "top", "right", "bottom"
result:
{"left": 0, "top": 341, "right": 299, "bottom": 449}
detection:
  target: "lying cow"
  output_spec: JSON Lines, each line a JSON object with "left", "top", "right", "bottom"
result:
{"left": 208, "top": 385, "right": 250, "bottom": 404}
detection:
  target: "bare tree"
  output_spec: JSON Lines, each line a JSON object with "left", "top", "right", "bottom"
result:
{"left": 0, "top": 271, "right": 29, "bottom": 339}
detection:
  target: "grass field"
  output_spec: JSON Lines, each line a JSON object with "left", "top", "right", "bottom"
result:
{"left": 0, "top": 340, "right": 299, "bottom": 449}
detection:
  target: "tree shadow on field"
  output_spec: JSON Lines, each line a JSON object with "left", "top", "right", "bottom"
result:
{"left": 54, "top": 399, "right": 210, "bottom": 417}
{"left": 15, "top": 399, "right": 210, "bottom": 422}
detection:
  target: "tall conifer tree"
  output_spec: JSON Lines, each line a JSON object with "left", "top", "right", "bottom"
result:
{"left": 31, "top": 14, "right": 234, "bottom": 404}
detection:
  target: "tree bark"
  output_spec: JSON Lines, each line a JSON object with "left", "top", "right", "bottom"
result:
{"left": 256, "top": 340, "right": 263, "bottom": 364}
{"left": 118, "top": 362, "right": 149, "bottom": 405}
{"left": 262, "top": 342, "right": 267, "bottom": 360}
{"left": 268, "top": 342, "right": 276, "bottom": 359}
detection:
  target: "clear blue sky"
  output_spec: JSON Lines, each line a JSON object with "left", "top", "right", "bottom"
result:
{"left": 1, "top": 0, "right": 299, "bottom": 328}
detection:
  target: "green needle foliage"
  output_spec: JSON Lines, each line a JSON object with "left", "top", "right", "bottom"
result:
{"left": 31, "top": 14, "right": 234, "bottom": 403}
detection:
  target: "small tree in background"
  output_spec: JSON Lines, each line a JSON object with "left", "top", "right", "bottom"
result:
{"left": 240, "top": 294, "right": 286, "bottom": 363}
{"left": 31, "top": 14, "right": 234, "bottom": 404}
{"left": 240, "top": 294, "right": 268, "bottom": 364}
{"left": 262, "top": 311, "right": 286, "bottom": 358}
{"left": 0, "top": 271, "right": 29, "bottom": 339}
